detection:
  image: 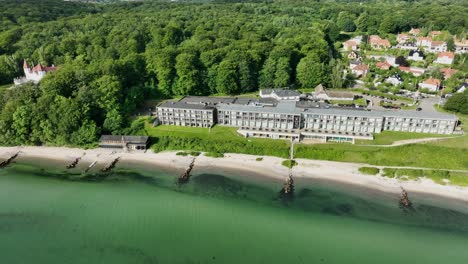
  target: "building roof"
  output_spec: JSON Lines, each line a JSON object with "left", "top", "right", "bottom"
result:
{"left": 376, "top": 61, "right": 391, "bottom": 69}
{"left": 158, "top": 101, "right": 214, "bottom": 110}
{"left": 438, "top": 52, "right": 455, "bottom": 59}
{"left": 409, "top": 50, "right": 425, "bottom": 58}
{"left": 179, "top": 96, "right": 236, "bottom": 105}
{"left": 422, "top": 78, "right": 441, "bottom": 86}
{"left": 353, "top": 64, "right": 369, "bottom": 71}
{"left": 440, "top": 68, "right": 458, "bottom": 79}
{"left": 261, "top": 89, "right": 301, "bottom": 98}
{"left": 99, "top": 135, "right": 149, "bottom": 144}
{"left": 431, "top": 41, "right": 446, "bottom": 47}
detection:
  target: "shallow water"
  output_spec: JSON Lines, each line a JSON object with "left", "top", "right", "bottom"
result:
{"left": 1, "top": 161, "right": 468, "bottom": 264}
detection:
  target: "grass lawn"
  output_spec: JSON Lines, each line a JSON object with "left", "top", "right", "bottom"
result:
{"left": 0, "top": 83, "right": 12, "bottom": 91}
{"left": 355, "top": 131, "right": 451, "bottom": 145}
{"left": 143, "top": 122, "right": 291, "bottom": 158}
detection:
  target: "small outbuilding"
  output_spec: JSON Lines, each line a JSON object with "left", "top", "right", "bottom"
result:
{"left": 99, "top": 135, "right": 149, "bottom": 150}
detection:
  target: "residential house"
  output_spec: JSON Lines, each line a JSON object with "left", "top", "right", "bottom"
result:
{"left": 454, "top": 37, "right": 468, "bottom": 54}
{"left": 440, "top": 68, "right": 458, "bottom": 79}
{"left": 397, "top": 34, "right": 410, "bottom": 44}
{"left": 428, "top": 41, "right": 447, "bottom": 53}
{"left": 417, "top": 37, "right": 432, "bottom": 48}
{"left": 408, "top": 50, "right": 425, "bottom": 61}
{"left": 434, "top": 52, "right": 455, "bottom": 65}
{"left": 347, "top": 51, "right": 360, "bottom": 59}
{"left": 399, "top": 66, "right": 425, "bottom": 77}
{"left": 419, "top": 78, "right": 441, "bottom": 92}
{"left": 369, "top": 35, "right": 391, "bottom": 49}
{"left": 343, "top": 40, "right": 358, "bottom": 51}
{"left": 351, "top": 64, "right": 369, "bottom": 77}
{"left": 396, "top": 41, "right": 418, "bottom": 50}
{"left": 376, "top": 61, "right": 391, "bottom": 70}
{"left": 409, "top": 28, "right": 421, "bottom": 36}
{"left": 430, "top": 31, "right": 443, "bottom": 38}
{"left": 349, "top": 59, "right": 362, "bottom": 69}
{"left": 386, "top": 74, "right": 403, "bottom": 86}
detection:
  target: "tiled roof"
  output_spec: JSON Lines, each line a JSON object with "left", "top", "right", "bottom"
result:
{"left": 438, "top": 52, "right": 455, "bottom": 59}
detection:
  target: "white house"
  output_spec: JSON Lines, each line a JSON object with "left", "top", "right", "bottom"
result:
{"left": 408, "top": 50, "right": 425, "bottom": 61}
{"left": 351, "top": 64, "right": 369, "bottom": 77}
{"left": 427, "top": 41, "right": 447, "bottom": 53}
{"left": 397, "top": 34, "right": 410, "bottom": 44}
{"left": 454, "top": 38, "right": 468, "bottom": 54}
{"left": 14, "top": 60, "right": 57, "bottom": 85}
{"left": 419, "top": 78, "right": 441, "bottom": 92}
{"left": 409, "top": 28, "right": 421, "bottom": 36}
{"left": 259, "top": 89, "right": 301, "bottom": 101}
{"left": 417, "top": 37, "right": 432, "bottom": 48}
{"left": 385, "top": 74, "right": 403, "bottom": 86}
{"left": 434, "top": 52, "right": 455, "bottom": 65}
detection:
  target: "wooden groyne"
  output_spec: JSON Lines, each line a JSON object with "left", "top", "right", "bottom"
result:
{"left": 101, "top": 157, "right": 120, "bottom": 173}
{"left": 399, "top": 187, "right": 412, "bottom": 209}
{"left": 66, "top": 157, "right": 82, "bottom": 169}
{"left": 280, "top": 174, "right": 294, "bottom": 197}
{"left": 0, "top": 152, "right": 20, "bottom": 168}
{"left": 178, "top": 158, "right": 196, "bottom": 184}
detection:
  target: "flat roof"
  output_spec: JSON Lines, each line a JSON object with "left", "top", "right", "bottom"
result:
{"left": 158, "top": 101, "right": 214, "bottom": 110}
{"left": 218, "top": 101, "right": 302, "bottom": 115}
{"left": 179, "top": 96, "right": 236, "bottom": 105}
{"left": 99, "top": 135, "right": 149, "bottom": 144}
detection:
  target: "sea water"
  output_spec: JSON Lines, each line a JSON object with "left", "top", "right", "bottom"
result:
{"left": 1, "top": 161, "right": 468, "bottom": 264}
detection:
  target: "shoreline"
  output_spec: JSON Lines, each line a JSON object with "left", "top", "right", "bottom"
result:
{"left": 1, "top": 146, "right": 468, "bottom": 203}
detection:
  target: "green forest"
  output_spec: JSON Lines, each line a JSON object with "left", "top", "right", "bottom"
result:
{"left": 0, "top": 0, "right": 467, "bottom": 146}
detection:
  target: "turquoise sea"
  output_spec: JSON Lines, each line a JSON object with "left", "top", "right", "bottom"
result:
{"left": 1, "top": 159, "right": 468, "bottom": 264}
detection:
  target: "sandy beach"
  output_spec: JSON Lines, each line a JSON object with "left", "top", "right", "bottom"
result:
{"left": 1, "top": 146, "right": 468, "bottom": 203}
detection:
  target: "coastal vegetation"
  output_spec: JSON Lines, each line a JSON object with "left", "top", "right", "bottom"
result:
{"left": 205, "top": 152, "right": 224, "bottom": 158}
{"left": 379, "top": 168, "right": 468, "bottom": 187}
{"left": 354, "top": 131, "right": 451, "bottom": 145}
{"left": 358, "top": 167, "right": 380, "bottom": 175}
{"left": 282, "top": 159, "right": 298, "bottom": 169}
{"left": 176, "top": 151, "right": 200, "bottom": 157}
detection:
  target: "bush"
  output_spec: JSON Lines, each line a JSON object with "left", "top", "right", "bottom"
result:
{"left": 444, "top": 91, "right": 468, "bottom": 114}
{"left": 176, "top": 151, "right": 189, "bottom": 156}
{"left": 205, "top": 152, "right": 224, "bottom": 158}
{"left": 358, "top": 167, "right": 380, "bottom": 175}
{"left": 282, "top": 159, "right": 298, "bottom": 168}
{"left": 188, "top": 151, "right": 201, "bottom": 156}
{"left": 256, "top": 157, "right": 263, "bottom": 161}
{"left": 382, "top": 168, "right": 397, "bottom": 177}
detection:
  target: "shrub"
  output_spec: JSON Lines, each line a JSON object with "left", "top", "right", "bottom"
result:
{"left": 358, "top": 167, "right": 380, "bottom": 175}
{"left": 382, "top": 168, "right": 397, "bottom": 177}
{"left": 188, "top": 151, "right": 201, "bottom": 156}
{"left": 256, "top": 157, "right": 263, "bottom": 161}
{"left": 176, "top": 151, "right": 189, "bottom": 156}
{"left": 282, "top": 159, "right": 298, "bottom": 168}
{"left": 205, "top": 152, "right": 224, "bottom": 158}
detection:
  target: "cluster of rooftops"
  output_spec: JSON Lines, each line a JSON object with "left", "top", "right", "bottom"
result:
{"left": 157, "top": 89, "right": 457, "bottom": 121}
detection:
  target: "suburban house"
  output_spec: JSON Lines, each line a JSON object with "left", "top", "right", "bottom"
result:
{"left": 440, "top": 68, "right": 459, "bottom": 79}
{"left": 386, "top": 74, "right": 403, "bottom": 86}
{"left": 409, "top": 28, "right": 421, "bottom": 36}
{"left": 454, "top": 37, "right": 468, "bottom": 54}
{"left": 367, "top": 55, "right": 397, "bottom": 66}
{"left": 399, "top": 66, "right": 425, "bottom": 77}
{"left": 369, "top": 35, "right": 391, "bottom": 49}
{"left": 351, "top": 64, "right": 369, "bottom": 77}
{"left": 430, "top": 31, "right": 443, "bottom": 38}
{"left": 397, "top": 33, "right": 410, "bottom": 44}
{"left": 427, "top": 41, "right": 447, "bottom": 53}
{"left": 434, "top": 52, "right": 455, "bottom": 64}
{"left": 99, "top": 135, "right": 149, "bottom": 151}
{"left": 417, "top": 37, "right": 432, "bottom": 48}
{"left": 260, "top": 89, "right": 301, "bottom": 101}
{"left": 14, "top": 60, "right": 57, "bottom": 85}
{"left": 396, "top": 41, "right": 418, "bottom": 50}
{"left": 419, "top": 78, "right": 441, "bottom": 92}
{"left": 376, "top": 61, "right": 391, "bottom": 70}
{"left": 347, "top": 51, "right": 360, "bottom": 59}
{"left": 314, "top": 84, "right": 355, "bottom": 101}
{"left": 343, "top": 40, "right": 358, "bottom": 51}
{"left": 408, "top": 50, "right": 425, "bottom": 61}
{"left": 349, "top": 59, "right": 362, "bottom": 69}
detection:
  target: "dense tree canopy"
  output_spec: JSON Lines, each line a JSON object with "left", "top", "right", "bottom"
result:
{"left": 0, "top": 0, "right": 467, "bottom": 146}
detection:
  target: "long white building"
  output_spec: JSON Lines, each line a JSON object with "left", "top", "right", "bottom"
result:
{"left": 155, "top": 94, "right": 458, "bottom": 143}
